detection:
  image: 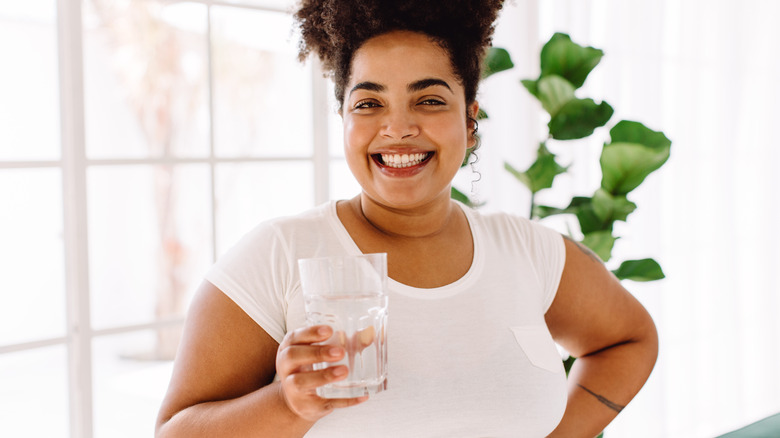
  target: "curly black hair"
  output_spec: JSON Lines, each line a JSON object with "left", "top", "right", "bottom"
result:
{"left": 294, "top": 0, "right": 504, "bottom": 109}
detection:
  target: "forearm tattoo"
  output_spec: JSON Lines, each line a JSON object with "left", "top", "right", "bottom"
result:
{"left": 577, "top": 384, "right": 625, "bottom": 413}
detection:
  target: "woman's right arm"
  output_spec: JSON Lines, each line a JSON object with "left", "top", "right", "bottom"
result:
{"left": 155, "top": 281, "right": 367, "bottom": 438}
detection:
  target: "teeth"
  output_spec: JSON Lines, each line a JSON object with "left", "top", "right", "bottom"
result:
{"left": 380, "top": 152, "right": 429, "bottom": 168}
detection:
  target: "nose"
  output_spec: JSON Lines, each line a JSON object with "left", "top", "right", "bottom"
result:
{"left": 380, "top": 109, "right": 420, "bottom": 140}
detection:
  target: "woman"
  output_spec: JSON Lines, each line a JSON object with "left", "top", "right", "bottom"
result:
{"left": 155, "top": 1, "right": 658, "bottom": 437}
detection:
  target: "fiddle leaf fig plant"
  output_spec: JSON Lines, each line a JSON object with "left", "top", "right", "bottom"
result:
{"left": 480, "top": 32, "right": 671, "bottom": 283}
{"left": 459, "top": 35, "right": 670, "bottom": 436}
{"left": 522, "top": 33, "right": 613, "bottom": 140}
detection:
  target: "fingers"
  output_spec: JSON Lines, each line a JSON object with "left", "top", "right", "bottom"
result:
{"left": 279, "top": 345, "right": 344, "bottom": 376}
{"left": 281, "top": 324, "right": 334, "bottom": 348}
{"left": 276, "top": 325, "right": 345, "bottom": 376}
{"left": 276, "top": 325, "right": 368, "bottom": 422}
{"left": 286, "top": 363, "right": 349, "bottom": 393}
{"left": 278, "top": 365, "right": 369, "bottom": 422}
{"left": 321, "top": 394, "right": 370, "bottom": 411}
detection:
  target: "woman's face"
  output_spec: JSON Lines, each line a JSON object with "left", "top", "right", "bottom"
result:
{"left": 342, "top": 30, "right": 478, "bottom": 210}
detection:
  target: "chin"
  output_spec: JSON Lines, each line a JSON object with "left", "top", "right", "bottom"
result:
{"left": 375, "top": 189, "right": 450, "bottom": 210}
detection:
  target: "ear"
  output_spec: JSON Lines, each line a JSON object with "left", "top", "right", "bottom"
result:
{"left": 467, "top": 101, "right": 480, "bottom": 148}
{"left": 468, "top": 101, "right": 480, "bottom": 120}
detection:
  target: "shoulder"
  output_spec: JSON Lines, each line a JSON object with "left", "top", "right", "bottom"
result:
{"left": 546, "top": 236, "right": 657, "bottom": 358}
{"left": 211, "top": 202, "right": 339, "bottom": 281}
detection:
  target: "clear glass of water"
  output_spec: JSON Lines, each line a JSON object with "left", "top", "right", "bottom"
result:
{"left": 298, "top": 253, "right": 388, "bottom": 399}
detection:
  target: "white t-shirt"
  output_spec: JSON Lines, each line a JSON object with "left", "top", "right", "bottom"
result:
{"left": 206, "top": 201, "right": 568, "bottom": 437}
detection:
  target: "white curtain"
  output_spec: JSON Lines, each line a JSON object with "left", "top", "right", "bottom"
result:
{"left": 476, "top": 1, "right": 780, "bottom": 436}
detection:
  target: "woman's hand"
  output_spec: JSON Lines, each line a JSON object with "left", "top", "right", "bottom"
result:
{"left": 275, "top": 325, "right": 369, "bottom": 422}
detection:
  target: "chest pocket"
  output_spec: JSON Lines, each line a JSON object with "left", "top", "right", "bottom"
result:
{"left": 510, "top": 325, "right": 564, "bottom": 373}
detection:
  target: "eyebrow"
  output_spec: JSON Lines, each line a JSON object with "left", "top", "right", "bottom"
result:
{"left": 348, "top": 78, "right": 453, "bottom": 97}
{"left": 408, "top": 78, "right": 452, "bottom": 93}
{"left": 349, "top": 81, "right": 385, "bottom": 96}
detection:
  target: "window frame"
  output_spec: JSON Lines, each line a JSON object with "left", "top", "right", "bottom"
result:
{"left": 0, "top": 1, "right": 332, "bottom": 436}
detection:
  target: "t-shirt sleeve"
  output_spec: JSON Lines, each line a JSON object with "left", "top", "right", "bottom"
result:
{"left": 204, "top": 221, "right": 293, "bottom": 343}
{"left": 523, "top": 219, "right": 566, "bottom": 312}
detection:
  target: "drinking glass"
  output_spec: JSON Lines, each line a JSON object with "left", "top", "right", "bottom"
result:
{"left": 298, "top": 253, "right": 388, "bottom": 399}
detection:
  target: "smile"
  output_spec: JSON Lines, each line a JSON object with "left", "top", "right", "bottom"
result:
{"left": 375, "top": 152, "right": 433, "bottom": 168}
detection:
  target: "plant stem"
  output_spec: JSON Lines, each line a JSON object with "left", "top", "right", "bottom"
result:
{"left": 529, "top": 193, "right": 536, "bottom": 219}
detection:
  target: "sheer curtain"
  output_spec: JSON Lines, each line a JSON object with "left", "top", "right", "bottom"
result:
{"left": 478, "top": 1, "right": 780, "bottom": 437}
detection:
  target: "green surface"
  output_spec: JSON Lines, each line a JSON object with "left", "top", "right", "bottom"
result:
{"left": 716, "top": 413, "right": 780, "bottom": 437}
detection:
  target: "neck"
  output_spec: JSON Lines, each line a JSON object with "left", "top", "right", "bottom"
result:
{"left": 352, "top": 192, "right": 456, "bottom": 239}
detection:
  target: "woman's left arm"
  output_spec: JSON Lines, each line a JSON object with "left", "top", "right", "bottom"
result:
{"left": 546, "top": 236, "right": 659, "bottom": 438}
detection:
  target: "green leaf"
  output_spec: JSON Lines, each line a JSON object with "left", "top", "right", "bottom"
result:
{"left": 540, "top": 33, "right": 604, "bottom": 89}
{"left": 600, "top": 143, "right": 668, "bottom": 195}
{"left": 575, "top": 201, "right": 608, "bottom": 235}
{"left": 504, "top": 162, "right": 533, "bottom": 191}
{"left": 521, "top": 78, "right": 540, "bottom": 99}
{"left": 612, "top": 258, "right": 665, "bottom": 282}
{"left": 567, "top": 196, "right": 593, "bottom": 209}
{"left": 581, "top": 230, "right": 617, "bottom": 262}
{"left": 533, "top": 204, "right": 569, "bottom": 219}
{"left": 548, "top": 99, "right": 613, "bottom": 140}
{"left": 610, "top": 120, "right": 672, "bottom": 150}
{"left": 450, "top": 186, "right": 470, "bottom": 204}
{"left": 482, "top": 47, "right": 515, "bottom": 79}
{"left": 532, "top": 196, "right": 613, "bottom": 236}
{"left": 450, "top": 186, "right": 483, "bottom": 208}
{"left": 504, "top": 144, "right": 568, "bottom": 194}
{"left": 476, "top": 108, "right": 488, "bottom": 120}
{"left": 600, "top": 121, "right": 671, "bottom": 194}
{"left": 533, "top": 196, "right": 589, "bottom": 220}
{"left": 591, "top": 188, "right": 637, "bottom": 223}
{"left": 563, "top": 355, "right": 576, "bottom": 376}
{"left": 537, "top": 75, "right": 576, "bottom": 115}
{"left": 539, "top": 196, "right": 609, "bottom": 234}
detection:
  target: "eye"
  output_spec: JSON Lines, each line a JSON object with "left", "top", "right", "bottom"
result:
{"left": 354, "top": 100, "right": 381, "bottom": 110}
{"left": 418, "top": 98, "right": 446, "bottom": 106}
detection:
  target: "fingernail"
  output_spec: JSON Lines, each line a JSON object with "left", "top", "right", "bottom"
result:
{"left": 328, "top": 347, "right": 341, "bottom": 357}
{"left": 332, "top": 366, "right": 347, "bottom": 376}
{"left": 318, "top": 326, "right": 331, "bottom": 336}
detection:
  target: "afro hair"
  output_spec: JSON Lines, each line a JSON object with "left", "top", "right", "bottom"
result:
{"left": 294, "top": 0, "right": 505, "bottom": 108}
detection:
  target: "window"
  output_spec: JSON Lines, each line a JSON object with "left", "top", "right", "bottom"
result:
{"left": 0, "top": 1, "right": 347, "bottom": 436}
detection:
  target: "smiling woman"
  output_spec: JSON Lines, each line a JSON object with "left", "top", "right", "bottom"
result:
{"left": 155, "top": 1, "right": 657, "bottom": 437}
{"left": 3, "top": 0, "right": 773, "bottom": 437}
{"left": 341, "top": 31, "right": 478, "bottom": 212}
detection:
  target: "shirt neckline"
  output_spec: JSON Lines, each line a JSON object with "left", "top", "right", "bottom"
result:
{"left": 325, "top": 200, "right": 484, "bottom": 299}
